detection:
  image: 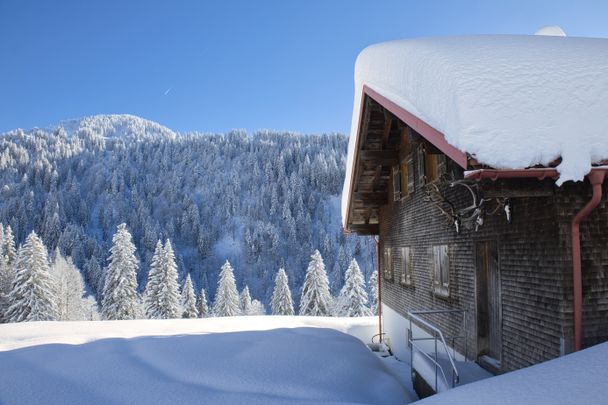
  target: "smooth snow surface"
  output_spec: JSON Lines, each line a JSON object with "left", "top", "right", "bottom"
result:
{"left": 0, "top": 316, "right": 378, "bottom": 351}
{"left": 0, "top": 317, "right": 414, "bottom": 405}
{"left": 342, "top": 35, "right": 608, "bottom": 224}
{"left": 418, "top": 342, "right": 608, "bottom": 405}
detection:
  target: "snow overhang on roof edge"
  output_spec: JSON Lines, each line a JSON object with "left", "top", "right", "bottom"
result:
{"left": 342, "top": 35, "right": 608, "bottom": 230}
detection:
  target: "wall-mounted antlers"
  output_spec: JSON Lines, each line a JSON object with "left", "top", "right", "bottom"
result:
{"left": 424, "top": 180, "right": 511, "bottom": 233}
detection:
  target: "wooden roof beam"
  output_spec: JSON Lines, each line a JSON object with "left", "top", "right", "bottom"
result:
{"left": 353, "top": 192, "right": 388, "bottom": 205}
{"left": 348, "top": 224, "right": 379, "bottom": 235}
{"left": 359, "top": 150, "right": 398, "bottom": 166}
{"left": 371, "top": 165, "right": 382, "bottom": 192}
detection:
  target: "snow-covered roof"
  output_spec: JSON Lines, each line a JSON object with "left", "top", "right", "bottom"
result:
{"left": 342, "top": 34, "right": 608, "bottom": 227}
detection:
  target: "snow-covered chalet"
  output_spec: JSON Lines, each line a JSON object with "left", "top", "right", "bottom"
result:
{"left": 341, "top": 33, "right": 608, "bottom": 394}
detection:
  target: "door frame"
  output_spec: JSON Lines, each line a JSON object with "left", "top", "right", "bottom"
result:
{"left": 474, "top": 239, "right": 503, "bottom": 368}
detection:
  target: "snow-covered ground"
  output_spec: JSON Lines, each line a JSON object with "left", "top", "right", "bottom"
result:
{"left": 0, "top": 316, "right": 378, "bottom": 351}
{"left": 0, "top": 316, "right": 417, "bottom": 404}
{"left": 417, "top": 341, "right": 608, "bottom": 405}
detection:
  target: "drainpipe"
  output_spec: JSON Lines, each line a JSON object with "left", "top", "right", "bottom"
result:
{"left": 375, "top": 236, "right": 383, "bottom": 343}
{"left": 465, "top": 167, "right": 608, "bottom": 352}
{"left": 571, "top": 170, "right": 606, "bottom": 351}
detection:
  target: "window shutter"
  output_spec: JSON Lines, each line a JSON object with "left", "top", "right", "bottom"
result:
{"left": 440, "top": 245, "right": 450, "bottom": 290}
{"left": 407, "top": 156, "right": 415, "bottom": 194}
{"left": 399, "top": 162, "right": 409, "bottom": 197}
{"left": 400, "top": 246, "right": 413, "bottom": 286}
{"left": 437, "top": 154, "right": 447, "bottom": 179}
{"left": 392, "top": 165, "right": 401, "bottom": 201}
{"left": 417, "top": 145, "right": 426, "bottom": 187}
{"left": 432, "top": 245, "right": 450, "bottom": 296}
{"left": 433, "top": 246, "right": 440, "bottom": 288}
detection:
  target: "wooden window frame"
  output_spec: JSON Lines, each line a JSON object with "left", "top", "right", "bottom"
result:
{"left": 397, "top": 154, "right": 415, "bottom": 200}
{"left": 432, "top": 244, "right": 450, "bottom": 297}
{"left": 398, "top": 246, "right": 414, "bottom": 286}
{"left": 383, "top": 246, "right": 393, "bottom": 281}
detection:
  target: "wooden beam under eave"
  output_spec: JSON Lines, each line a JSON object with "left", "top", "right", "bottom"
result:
{"left": 348, "top": 224, "right": 380, "bottom": 235}
{"left": 353, "top": 192, "right": 388, "bottom": 205}
{"left": 371, "top": 165, "right": 382, "bottom": 192}
{"left": 359, "top": 150, "right": 398, "bottom": 166}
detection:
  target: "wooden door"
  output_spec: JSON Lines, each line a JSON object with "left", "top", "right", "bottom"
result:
{"left": 476, "top": 240, "right": 502, "bottom": 364}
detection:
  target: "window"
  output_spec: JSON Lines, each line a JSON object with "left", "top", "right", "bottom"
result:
{"left": 393, "top": 157, "right": 415, "bottom": 201}
{"left": 398, "top": 247, "right": 413, "bottom": 286}
{"left": 383, "top": 247, "right": 393, "bottom": 280}
{"left": 392, "top": 165, "right": 401, "bottom": 201}
{"left": 432, "top": 245, "right": 450, "bottom": 297}
{"left": 417, "top": 143, "right": 446, "bottom": 185}
{"left": 425, "top": 152, "right": 439, "bottom": 183}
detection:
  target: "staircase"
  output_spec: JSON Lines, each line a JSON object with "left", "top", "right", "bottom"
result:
{"left": 407, "top": 309, "right": 491, "bottom": 397}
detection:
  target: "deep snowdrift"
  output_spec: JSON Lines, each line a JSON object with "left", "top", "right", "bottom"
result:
{"left": 343, "top": 35, "right": 608, "bottom": 223}
{"left": 0, "top": 316, "right": 379, "bottom": 351}
{"left": 0, "top": 319, "right": 413, "bottom": 405}
{"left": 418, "top": 341, "right": 608, "bottom": 405}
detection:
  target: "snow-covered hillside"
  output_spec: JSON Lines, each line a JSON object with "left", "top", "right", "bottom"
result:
{"left": 0, "top": 317, "right": 415, "bottom": 405}
{"left": 0, "top": 115, "right": 374, "bottom": 309}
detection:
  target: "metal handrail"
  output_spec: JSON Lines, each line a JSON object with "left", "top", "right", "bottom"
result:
{"left": 408, "top": 309, "right": 467, "bottom": 392}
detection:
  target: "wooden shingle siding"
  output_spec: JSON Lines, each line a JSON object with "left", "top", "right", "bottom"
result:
{"left": 378, "top": 162, "right": 608, "bottom": 372}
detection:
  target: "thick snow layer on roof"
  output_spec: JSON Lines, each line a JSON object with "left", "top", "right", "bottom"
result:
{"left": 342, "top": 35, "right": 608, "bottom": 225}
{"left": 0, "top": 317, "right": 415, "bottom": 405}
{"left": 418, "top": 341, "right": 608, "bottom": 405}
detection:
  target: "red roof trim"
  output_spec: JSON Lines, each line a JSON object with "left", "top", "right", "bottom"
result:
{"left": 464, "top": 168, "right": 560, "bottom": 181}
{"left": 363, "top": 85, "right": 469, "bottom": 169}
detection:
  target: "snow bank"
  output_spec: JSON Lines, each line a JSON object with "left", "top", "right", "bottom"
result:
{"left": 0, "top": 315, "right": 378, "bottom": 351}
{"left": 342, "top": 35, "right": 608, "bottom": 224}
{"left": 0, "top": 322, "right": 411, "bottom": 405}
{"left": 418, "top": 341, "right": 608, "bottom": 405}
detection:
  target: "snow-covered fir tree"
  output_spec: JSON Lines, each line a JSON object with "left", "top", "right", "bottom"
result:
{"left": 368, "top": 270, "right": 379, "bottom": 316}
{"left": 212, "top": 260, "right": 241, "bottom": 317}
{"left": 5, "top": 231, "right": 58, "bottom": 322}
{"left": 250, "top": 299, "right": 266, "bottom": 315}
{"left": 51, "top": 249, "right": 91, "bottom": 321}
{"left": 83, "top": 295, "right": 101, "bottom": 321}
{"left": 197, "top": 288, "right": 209, "bottom": 318}
{"left": 240, "top": 285, "right": 252, "bottom": 315}
{"left": 101, "top": 223, "right": 139, "bottom": 320}
{"left": 2, "top": 225, "right": 16, "bottom": 266}
{"left": 0, "top": 224, "right": 16, "bottom": 322}
{"left": 0, "top": 254, "right": 12, "bottom": 322}
{"left": 270, "top": 268, "right": 294, "bottom": 315}
{"left": 181, "top": 273, "right": 198, "bottom": 318}
{"left": 0, "top": 116, "right": 375, "bottom": 309}
{"left": 335, "top": 259, "right": 371, "bottom": 317}
{"left": 144, "top": 240, "right": 180, "bottom": 319}
{"left": 299, "top": 250, "right": 332, "bottom": 316}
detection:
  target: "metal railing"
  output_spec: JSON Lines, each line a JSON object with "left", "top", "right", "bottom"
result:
{"left": 407, "top": 309, "right": 468, "bottom": 392}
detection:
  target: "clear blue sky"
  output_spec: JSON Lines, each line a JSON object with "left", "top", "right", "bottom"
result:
{"left": 1, "top": 1, "right": 607, "bottom": 134}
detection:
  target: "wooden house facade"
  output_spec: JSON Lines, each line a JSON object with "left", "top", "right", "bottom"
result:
{"left": 342, "top": 85, "right": 608, "bottom": 377}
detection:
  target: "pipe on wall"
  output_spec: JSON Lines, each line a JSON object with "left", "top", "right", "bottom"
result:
{"left": 466, "top": 167, "right": 608, "bottom": 352}
{"left": 375, "top": 236, "right": 382, "bottom": 342}
{"left": 571, "top": 170, "right": 606, "bottom": 351}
